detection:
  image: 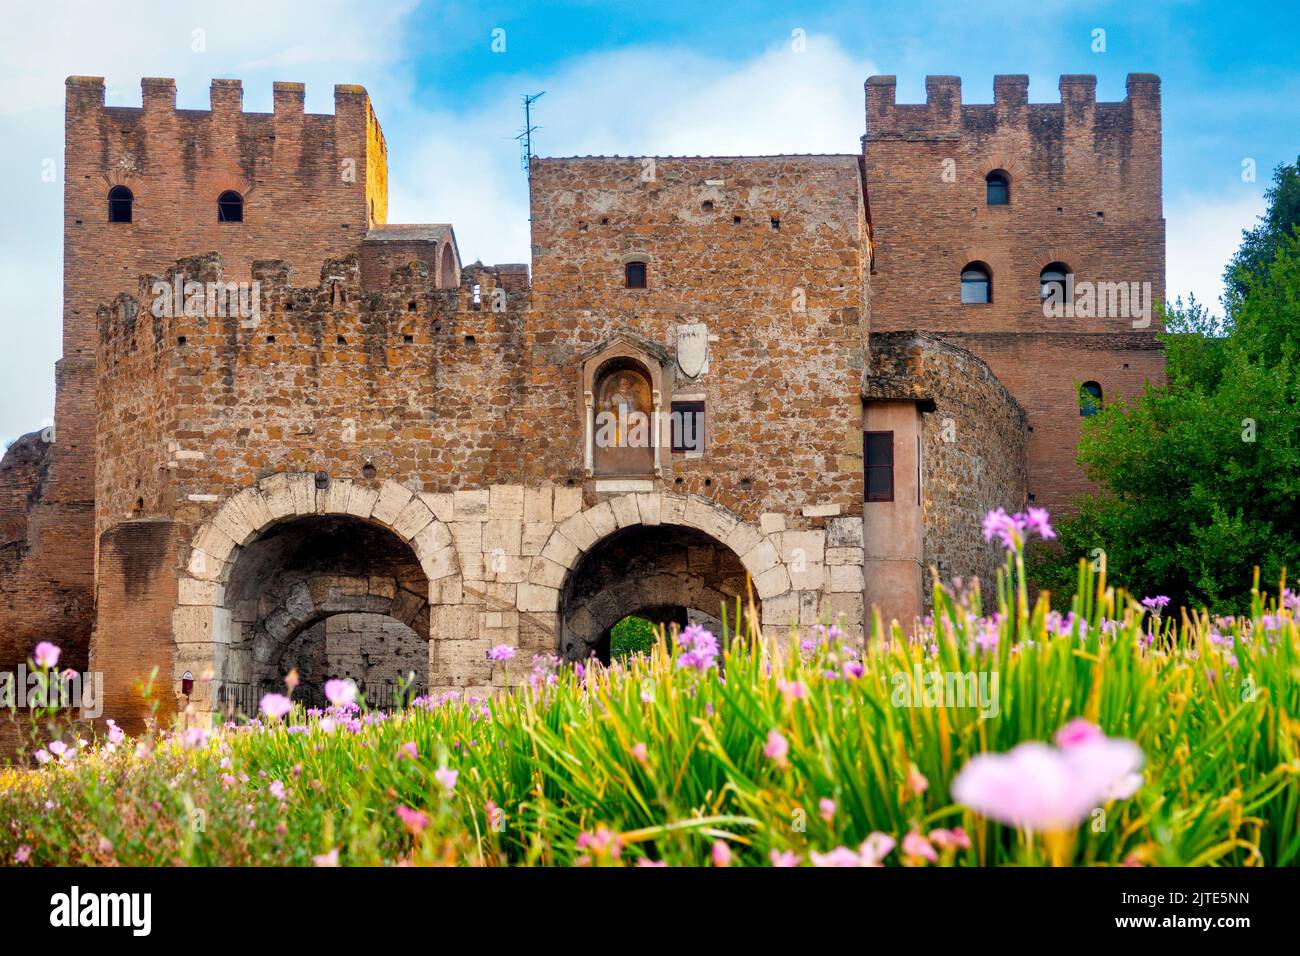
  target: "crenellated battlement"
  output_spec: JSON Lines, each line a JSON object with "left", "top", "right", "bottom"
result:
{"left": 865, "top": 73, "right": 1160, "bottom": 140}
{"left": 66, "top": 75, "right": 382, "bottom": 128}
{"left": 94, "top": 252, "right": 528, "bottom": 370}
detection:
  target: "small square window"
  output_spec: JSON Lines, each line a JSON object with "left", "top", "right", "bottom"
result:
{"left": 671, "top": 401, "right": 705, "bottom": 453}
{"left": 864, "top": 430, "right": 894, "bottom": 502}
{"left": 625, "top": 261, "right": 647, "bottom": 289}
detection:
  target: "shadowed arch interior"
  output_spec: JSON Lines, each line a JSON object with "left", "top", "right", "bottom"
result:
{"left": 558, "top": 523, "right": 756, "bottom": 663}
{"left": 220, "top": 514, "right": 430, "bottom": 688}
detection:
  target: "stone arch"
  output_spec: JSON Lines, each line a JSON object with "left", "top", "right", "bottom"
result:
{"left": 527, "top": 492, "right": 793, "bottom": 661}
{"left": 175, "top": 474, "right": 459, "bottom": 714}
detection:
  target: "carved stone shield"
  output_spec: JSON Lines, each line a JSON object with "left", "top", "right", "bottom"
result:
{"left": 676, "top": 323, "right": 708, "bottom": 378}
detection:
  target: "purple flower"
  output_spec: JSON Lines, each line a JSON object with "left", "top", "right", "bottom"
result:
{"left": 33, "top": 642, "right": 60, "bottom": 669}
{"left": 1024, "top": 506, "right": 1055, "bottom": 541}
{"left": 769, "top": 849, "right": 801, "bottom": 867}
{"left": 14, "top": 846, "right": 31, "bottom": 864}
{"left": 675, "top": 624, "right": 719, "bottom": 672}
{"left": 982, "top": 508, "right": 1026, "bottom": 549}
{"left": 487, "top": 644, "right": 516, "bottom": 662}
{"left": 260, "top": 693, "right": 292, "bottom": 720}
{"left": 269, "top": 780, "right": 286, "bottom": 801}
{"left": 1141, "top": 595, "right": 1171, "bottom": 613}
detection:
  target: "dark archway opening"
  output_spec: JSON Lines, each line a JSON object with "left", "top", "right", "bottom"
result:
{"left": 218, "top": 514, "right": 429, "bottom": 713}
{"left": 559, "top": 523, "right": 756, "bottom": 664}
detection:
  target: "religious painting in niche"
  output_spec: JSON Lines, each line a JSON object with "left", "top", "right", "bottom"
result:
{"left": 593, "top": 362, "right": 655, "bottom": 476}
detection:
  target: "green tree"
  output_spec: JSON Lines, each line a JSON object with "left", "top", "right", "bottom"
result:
{"left": 610, "top": 616, "right": 658, "bottom": 659}
{"left": 1033, "top": 160, "right": 1300, "bottom": 613}
{"left": 1225, "top": 154, "right": 1300, "bottom": 304}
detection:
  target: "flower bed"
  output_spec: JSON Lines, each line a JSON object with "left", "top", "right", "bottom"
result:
{"left": 2, "top": 511, "right": 1296, "bottom": 867}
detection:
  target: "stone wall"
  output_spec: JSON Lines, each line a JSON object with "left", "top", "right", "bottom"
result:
{"left": 866, "top": 332, "right": 1029, "bottom": 599}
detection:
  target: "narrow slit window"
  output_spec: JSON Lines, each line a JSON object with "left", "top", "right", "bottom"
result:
{"left": 671, "top": 400, "right": 705, "bottom": 454}
{"left": 864, "top": 430, "right": 894, "bottom": 502}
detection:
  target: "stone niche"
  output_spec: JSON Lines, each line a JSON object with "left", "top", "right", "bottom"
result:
{"left": 580, "top": 334, "right": 672, "bottom": 478}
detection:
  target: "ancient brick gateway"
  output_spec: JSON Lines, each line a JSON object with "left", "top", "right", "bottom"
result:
{"left": 0, "top": 72, "right": 1165, "bottom": 730}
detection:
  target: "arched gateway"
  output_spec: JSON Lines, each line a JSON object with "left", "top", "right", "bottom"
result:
{"left": 169, "top": 476, "right": 833, "bottom": 721}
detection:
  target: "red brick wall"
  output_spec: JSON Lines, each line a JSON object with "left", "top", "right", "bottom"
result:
{"left": 863, "top": 74, "right": 1166, "bottom": 515}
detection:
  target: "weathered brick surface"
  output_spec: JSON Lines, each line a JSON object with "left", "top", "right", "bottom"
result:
{"left": 863, "top": 74, "right": 1166, "bottom": 515}
{"left": 0, "top": 71, "right": 1165, "bottom": 735}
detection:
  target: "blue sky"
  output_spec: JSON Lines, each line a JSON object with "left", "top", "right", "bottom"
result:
{"left": 1, "top": 0, "right": 1297, "bottom": 446}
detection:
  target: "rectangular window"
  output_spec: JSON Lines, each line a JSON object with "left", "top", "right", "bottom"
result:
{"left": 625, "top": 261, "right": 647, "bottom": 289}
{"left": 864, "top": 430, "right": 894, "bottom": 502}
{"left": 671, "top": 401, "right": 705, "bottom": 453}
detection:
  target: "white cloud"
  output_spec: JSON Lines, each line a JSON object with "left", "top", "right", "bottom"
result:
{"left": 390, "top": 35, "right": 875, "bottom": 266}
{"left": 1165, "top": 193, "right": 1267, "bottom": 316}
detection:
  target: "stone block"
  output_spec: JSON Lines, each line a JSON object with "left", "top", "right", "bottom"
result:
{"left": 489, "top": 484, "right": 525, "bottom": 519}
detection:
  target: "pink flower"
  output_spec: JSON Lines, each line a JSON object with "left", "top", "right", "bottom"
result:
{"left": 14, "top": 845, "right": 31, "bottom": 864}
{"left": 435, "top": 767, "right": 459, "bottom": 791}
{"left": 33, "top": 642, "right": 60, "bottom": 669}
{"left": 396, "top": 805, "right": 429, "bottom": 834}
{"left": 711, "top": 840, "right": 732, "bottom": 867}
{"left": 901, "top": 830, "right": 938, "bottom": 865}
{"left": 269, "top": 780, "right": 286, "bottom": 801}
{"left": 928, "top": 827, "right": 972, "bottom": 852}
{"left": 810, "top": 846, "right": 864, "bottom": 867}
{"left": 630, "top": 742, "right": 649, "bottom": 766}
{"left": 398, "top": 741, "right": 419, "bottom": 760}
{"left": 284, "top": 669, "right": 300, "bottom": 691}
{"left": 764, "top": 730, "right": 789, "bottom": 767}
{"left": 859, "top": 832, "right": 895, "bottom": 866}
{"left": 635, "top": 858, "right": 668, "bottom": 867}
{"left": 769, "top": 849, "right": 801, "bottom": 867}
{"left": 324, "top": 678, "right": 357, "bottom": 707}
{"left": 259, "top": 693, "right": 292, "bottom": 720}
{"left": 1054, "top": 718, "right": 1104, "bottom": 749}
{"left": 951, "top": 729, "right": 1145, "bottom": 832}
{"left": 34, "top": 749, "right": 51, "bottom": 765}
{"left": 907, "top": 767, "right": 929, "bottom": 796}
{"left": 313, "top": 848, "right": 339, "bottom": 867}
{"left": 106, "top": 720, "right": 125, "bottom": 745}
{"left": 818, "top": 798, "right": 836, "bottom": 822}
{"left": 778, "top": 679, "right": 807, "bottom": 700}
{"left": 487, "top": 644, "right": 516, "bottom": 662}
{"left": 47, "top": 740, "right": 68, "bottom": 758}
{"left": 182, "top": 727, "right": 209, "bottom": 749}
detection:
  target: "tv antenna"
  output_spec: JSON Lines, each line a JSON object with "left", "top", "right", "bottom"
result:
{"left": 516, "top": 92, "right": 545, "bottom": 173}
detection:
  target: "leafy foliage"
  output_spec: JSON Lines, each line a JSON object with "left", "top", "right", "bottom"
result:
{"left": 1034, "top": 160, "right": 1300, "bottom": 612}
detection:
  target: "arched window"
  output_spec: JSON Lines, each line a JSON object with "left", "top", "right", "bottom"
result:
{"left": 960, "top": 263, "right": 991, "bottom": 304}
{"left": 1080, "top": 381, "right": 1102, "bottom": 417}
{"left": 986, "top": 170, "right": 1010, "bottom": 206}
{"left": 217, "top": 190, "right": 244, "bottom": 223}
{"left": 625, "top": 260, "right": 647, "bottom": 289}
{"left": 1040, "top": 262, "right": 1070, "bottom": 301}
{"left": 108, "top": 185, "right": 133, "bottom": 223}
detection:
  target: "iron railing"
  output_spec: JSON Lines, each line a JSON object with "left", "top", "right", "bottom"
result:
{"left": 215, "top": 680, "right": 425, "bottom": 718}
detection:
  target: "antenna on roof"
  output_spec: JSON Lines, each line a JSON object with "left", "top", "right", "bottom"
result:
{"left": 516, "top": 92, "right": 545, "bottom": 173}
